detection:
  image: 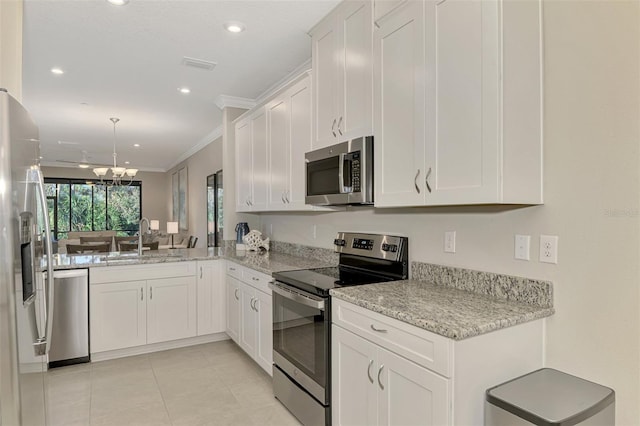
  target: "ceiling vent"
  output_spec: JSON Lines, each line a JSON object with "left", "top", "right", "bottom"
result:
{"left": 182, "top": 56, "right": 217, "bottom": 71}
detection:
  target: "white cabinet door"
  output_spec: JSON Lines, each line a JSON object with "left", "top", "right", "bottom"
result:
{"left": 254, "top": 289, "right": 273, "bottom": 375}
{"left": 267, "top": 97, "right": 290, "bottom": 210}
{"left": 196, "top": 260, "right": 225, "bottom": 336}
{"left": 90, "top": 280, "right": 147, "bottom": 353}
{"left": 427, "top": 0, "right": 500, "bottom": 204}
{"left": 225, "top": 275, "right": 241, "bottom": 344}
{"left": 377, "top": 346, "right": 450, "bottom": 426}
{"left": 374, "top": 0, "right": 426, "bottom": 207}
{"left": 287, "top": 76, "right": 313, "bottom": 210}
{"left": 238, "top": 281, "right": 257, "bottom": 356}
{"left": 332, "top": 326, "right": 378, "bottom": 426}
{"left": 251, "top": 109, "right": 268, "bottom": 210}
{"left": 235, "top": 118, "right": 252, "bottom": 212}
{"left": 312, "top": 14, "right": 339, "bottom": 149}
{"left": 312, "top": 0, "right": 373, "bottom": 148}
{"left": 338, "top": 0, "right": 373, "bottom": 141}
{"left": 146, "top": 276, "right": 197, "bottom": 344}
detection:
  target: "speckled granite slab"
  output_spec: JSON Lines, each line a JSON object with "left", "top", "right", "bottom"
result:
{"left": 222, "top": 249, "right": 336, "bottom": 275}
{"left": 330, "top": 280, "right": 554, "bottom": 340}
{"left": 412, "top": 262, "right": 553, "bottom": 307}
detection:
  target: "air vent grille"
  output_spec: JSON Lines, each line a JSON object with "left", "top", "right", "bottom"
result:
{"left": 182, "top": 56, "right": 217, "bottom": 71}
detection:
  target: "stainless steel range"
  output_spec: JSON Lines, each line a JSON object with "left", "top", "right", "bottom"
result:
{"left": 269, "top": 232, "right": 409, "bottom": 426}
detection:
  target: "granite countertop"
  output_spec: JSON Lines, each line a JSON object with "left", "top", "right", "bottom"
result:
{"left": 48, "top": 246, "right": 335, "bottom": 275}
{"left": 330, "top": 279, "right": 555, "bottom": 341}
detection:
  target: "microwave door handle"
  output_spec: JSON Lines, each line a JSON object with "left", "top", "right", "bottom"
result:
{"left": 33, "top": 167, "right": 54, "bottom": 355}
{"left": 338, "top": 153, "right": 352, "bottom": 194}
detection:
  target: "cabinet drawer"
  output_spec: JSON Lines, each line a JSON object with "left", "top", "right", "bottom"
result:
{"left": 243, "top": 268, "right": 273, "bottom": 294}
{"left": 333, "top": 299, "right": 452, "bottom": 377}
{"left": 91, "top": 261, "right": 196, "bottom": 284}
{"left": 226, "top": 262, "right": 243, "bottom": 280}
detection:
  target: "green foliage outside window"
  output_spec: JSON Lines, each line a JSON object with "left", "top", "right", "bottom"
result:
{"left": 45, "top": 179, "right": 141, "bottom": 240}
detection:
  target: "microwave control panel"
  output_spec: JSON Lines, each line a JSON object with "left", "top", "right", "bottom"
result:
{"left": 351, "top": 152, "right": 361, "bottom": 192}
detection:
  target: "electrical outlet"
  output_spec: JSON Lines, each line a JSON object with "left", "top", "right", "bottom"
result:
{"left": 444, "top": 231, "right": 456, "bottom": 253}
{"left": 539, "top": 235, "right": 558, "bottom": 264}
{"left": 514, "top": 234, "right": 530, "bottom": 260}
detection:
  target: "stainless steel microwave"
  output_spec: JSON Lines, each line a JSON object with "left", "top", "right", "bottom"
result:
{"left": 305, "top": 136, "right": 373, "bottom": 206}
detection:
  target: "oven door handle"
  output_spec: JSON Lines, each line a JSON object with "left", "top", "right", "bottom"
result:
{"left": 269, "top": 282, "right": 325, "bottom": 311}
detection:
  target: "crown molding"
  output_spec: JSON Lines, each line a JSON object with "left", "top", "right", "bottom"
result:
{"left": 165, "top": 125, "right": 223, "bottom": 171}
{"left": 214, "top": 95, "right": 257, "bottom": 110}
{"left": 254, "top": 58, "right": 312, "bottom": 106}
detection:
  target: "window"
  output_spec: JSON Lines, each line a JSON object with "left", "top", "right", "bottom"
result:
{"left": 44, "top": 178, "right": 142, "bottom": 240}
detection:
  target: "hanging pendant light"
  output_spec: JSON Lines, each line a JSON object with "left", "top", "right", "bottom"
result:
{"left": 93, "top": 117, "right": 138, "bottom": 185}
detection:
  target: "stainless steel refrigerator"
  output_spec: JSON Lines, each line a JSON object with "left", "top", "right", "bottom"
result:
{"left": 0, "top": 89, "right": 54, "bottom": 425}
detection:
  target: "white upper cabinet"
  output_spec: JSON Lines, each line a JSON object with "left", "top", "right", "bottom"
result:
{"left": 374, "top": 0, "right": 543, "bottom": 207}
{"left": 267, "top": 74, "right": 314, "bottom": 211}
{"left": 235, "top": 107, "right": 268, "bottom": 212}
{"left": 235, "top": 118, "right": 253, "bottom": 212}
{"left": 311, "top": 0, "right": 373, "bottom": 149}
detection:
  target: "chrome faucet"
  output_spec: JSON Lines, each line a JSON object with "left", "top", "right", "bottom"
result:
{"left": 138, "top": 217, "right": 150, "bottom": 255}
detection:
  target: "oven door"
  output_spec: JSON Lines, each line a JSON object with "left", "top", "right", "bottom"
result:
{"left": 270, "top": 281, "right": 329, "bottom": 404}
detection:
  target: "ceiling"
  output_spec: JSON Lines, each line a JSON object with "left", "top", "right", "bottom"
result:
{"left": 22, "top": 0, "right": 338, "bottom": 172}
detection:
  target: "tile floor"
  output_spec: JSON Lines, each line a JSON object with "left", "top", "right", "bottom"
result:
{"left": 44, "top": 340, "right": 301, "bottom": 426}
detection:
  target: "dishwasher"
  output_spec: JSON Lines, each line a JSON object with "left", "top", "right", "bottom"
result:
{"left": 48, "top": 269, "right": 90, "bottom": 368}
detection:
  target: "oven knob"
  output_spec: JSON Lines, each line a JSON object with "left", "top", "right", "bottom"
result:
{"left": 334, "top": 239, "right": 346, "bottom": 246}
{"left": 382, "top": 243, "right": 389, "bottom": 251}
{"left": 390, "top": 244, "right": 398, "bottom": 252}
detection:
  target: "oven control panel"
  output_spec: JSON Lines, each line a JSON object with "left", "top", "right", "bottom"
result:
{"left": 334, "top": 232, "right": 407, "bottom": 262}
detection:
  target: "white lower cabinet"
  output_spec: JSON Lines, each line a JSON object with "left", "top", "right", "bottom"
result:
{"left": 196, "top": 260, "right": 225, "bottom": 336}
{"left": 332, "top": 326, "right": 449, "bottom": 426}
{"left": 332, "top": 299, "right": 544, "bottom": 425}
{"left": 90, "top": 280, "right": 147, "bottom": 353}
{"left": 90, "top": 262, "right": 199, "bottom": 354}
{"left": 146, "top": 276, "right": 197, "bottom": 344}
{"left": 225, "top": 262, "right": 273, "bottom": 375}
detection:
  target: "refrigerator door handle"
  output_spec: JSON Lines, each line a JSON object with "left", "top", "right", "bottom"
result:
{"left": 33, "top": 166, "right": 54, "bottom": 355}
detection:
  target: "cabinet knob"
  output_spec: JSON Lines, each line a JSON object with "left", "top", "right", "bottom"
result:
{"left": 414, "top": 169, "right": 421, "bottom": 194}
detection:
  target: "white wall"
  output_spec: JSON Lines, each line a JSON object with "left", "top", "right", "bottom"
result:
{"left": 41, "top": 166, "right": 169, "bottom": 226}
{"left": 0, "top": 0, "right": 23, "bottom": 101}
{"left": 166, "top": 137, "right": 223, "bottom": 248}
{"left": 257, "top": 1, "right": 640, "bottom": 423}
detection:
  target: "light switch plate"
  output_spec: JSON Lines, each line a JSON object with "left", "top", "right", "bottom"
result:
{"left": 539, "top": 235, "right": 558, "bottom": 264}
{"left": 444, "top": 231, "right": 456, "bottom": 253}
{"left": 514, "top": 234, "right": 530, "bottom": 261}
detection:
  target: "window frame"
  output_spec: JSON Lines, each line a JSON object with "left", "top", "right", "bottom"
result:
{"left": 44, "top": 177, "right": 142, "bottom": 240}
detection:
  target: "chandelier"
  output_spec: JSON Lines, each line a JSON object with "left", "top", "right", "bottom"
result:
{"left": 93, "top": 117, "right": 138, "bottom": 185}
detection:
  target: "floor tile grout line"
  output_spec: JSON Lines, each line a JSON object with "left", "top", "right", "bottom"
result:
{"left": 150, "top": 360, "right": 175, "bottom": 426}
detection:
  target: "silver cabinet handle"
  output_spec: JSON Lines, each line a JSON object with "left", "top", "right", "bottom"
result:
{"left": 282, "top": 192, "right": 286, "bottom": 203}
{"left": 414, "top": 169, "right": 421, "bottom": 194}
{"left": 370, "top": 324, "right": 388, "bottom": 333}
{"left": 425, "top": 167, "right": 432, "bottom": 193}
{"left": 378, "top": 365, "right": 385, "bottom": 390}
{"left": 141, "top": 287, "right": 144, "bottom": 301}
{"left": 331, "top": 118, "right": 337, "bottom": 137}
{"left": 229, "top": 267, "right": 236, "bottom": 271}
{"left": 250, "top": 297, "right": 254, "bottom": 311}
{"left": 254, "top": 299, "right": 259, "bottom": 312}
{"left": 337, "top": 116, "right": 343, "bottom": 135}
{"left": 367, "top": 359, "right": 374, "bottom": 384}
{"left": 234, "top": 288, "right": 239, "bottom": 300}
{"left": 252, "top": 277, "right": 259, "bottom": 282}
{"left": 150, "top": 286, "right": 153, "bottom": 300}
{"left": 200, "top": 266, "right": 203, "bottom": 279}
{"left": 251, "top": 298, "right": 257, "bottom": 311}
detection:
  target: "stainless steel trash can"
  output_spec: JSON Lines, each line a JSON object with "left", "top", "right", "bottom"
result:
{"left": 485, "top": 368, "right": 614, "bottom": 426}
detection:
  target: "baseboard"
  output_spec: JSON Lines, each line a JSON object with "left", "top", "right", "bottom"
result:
{"left": 91, "top": 332, "right": 230, "bottom": 362}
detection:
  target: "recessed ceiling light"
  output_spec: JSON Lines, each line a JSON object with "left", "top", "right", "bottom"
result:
{"left": 224, "top": 21, "right": 246, "bottom": 33}
{"left": 51, "top": 67, "right": 64, "bottom": 75}
{"left": 107, "top": 0, "right": 129, "bottom": 5}
{"left": 125, "top": 161, "right": 130, "bottom": 165}
{"left": 179, "top": 87, "right": 191, "bottom": 94}
{"left": 133, "top": 144, "right": 140, "bottom": 148}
